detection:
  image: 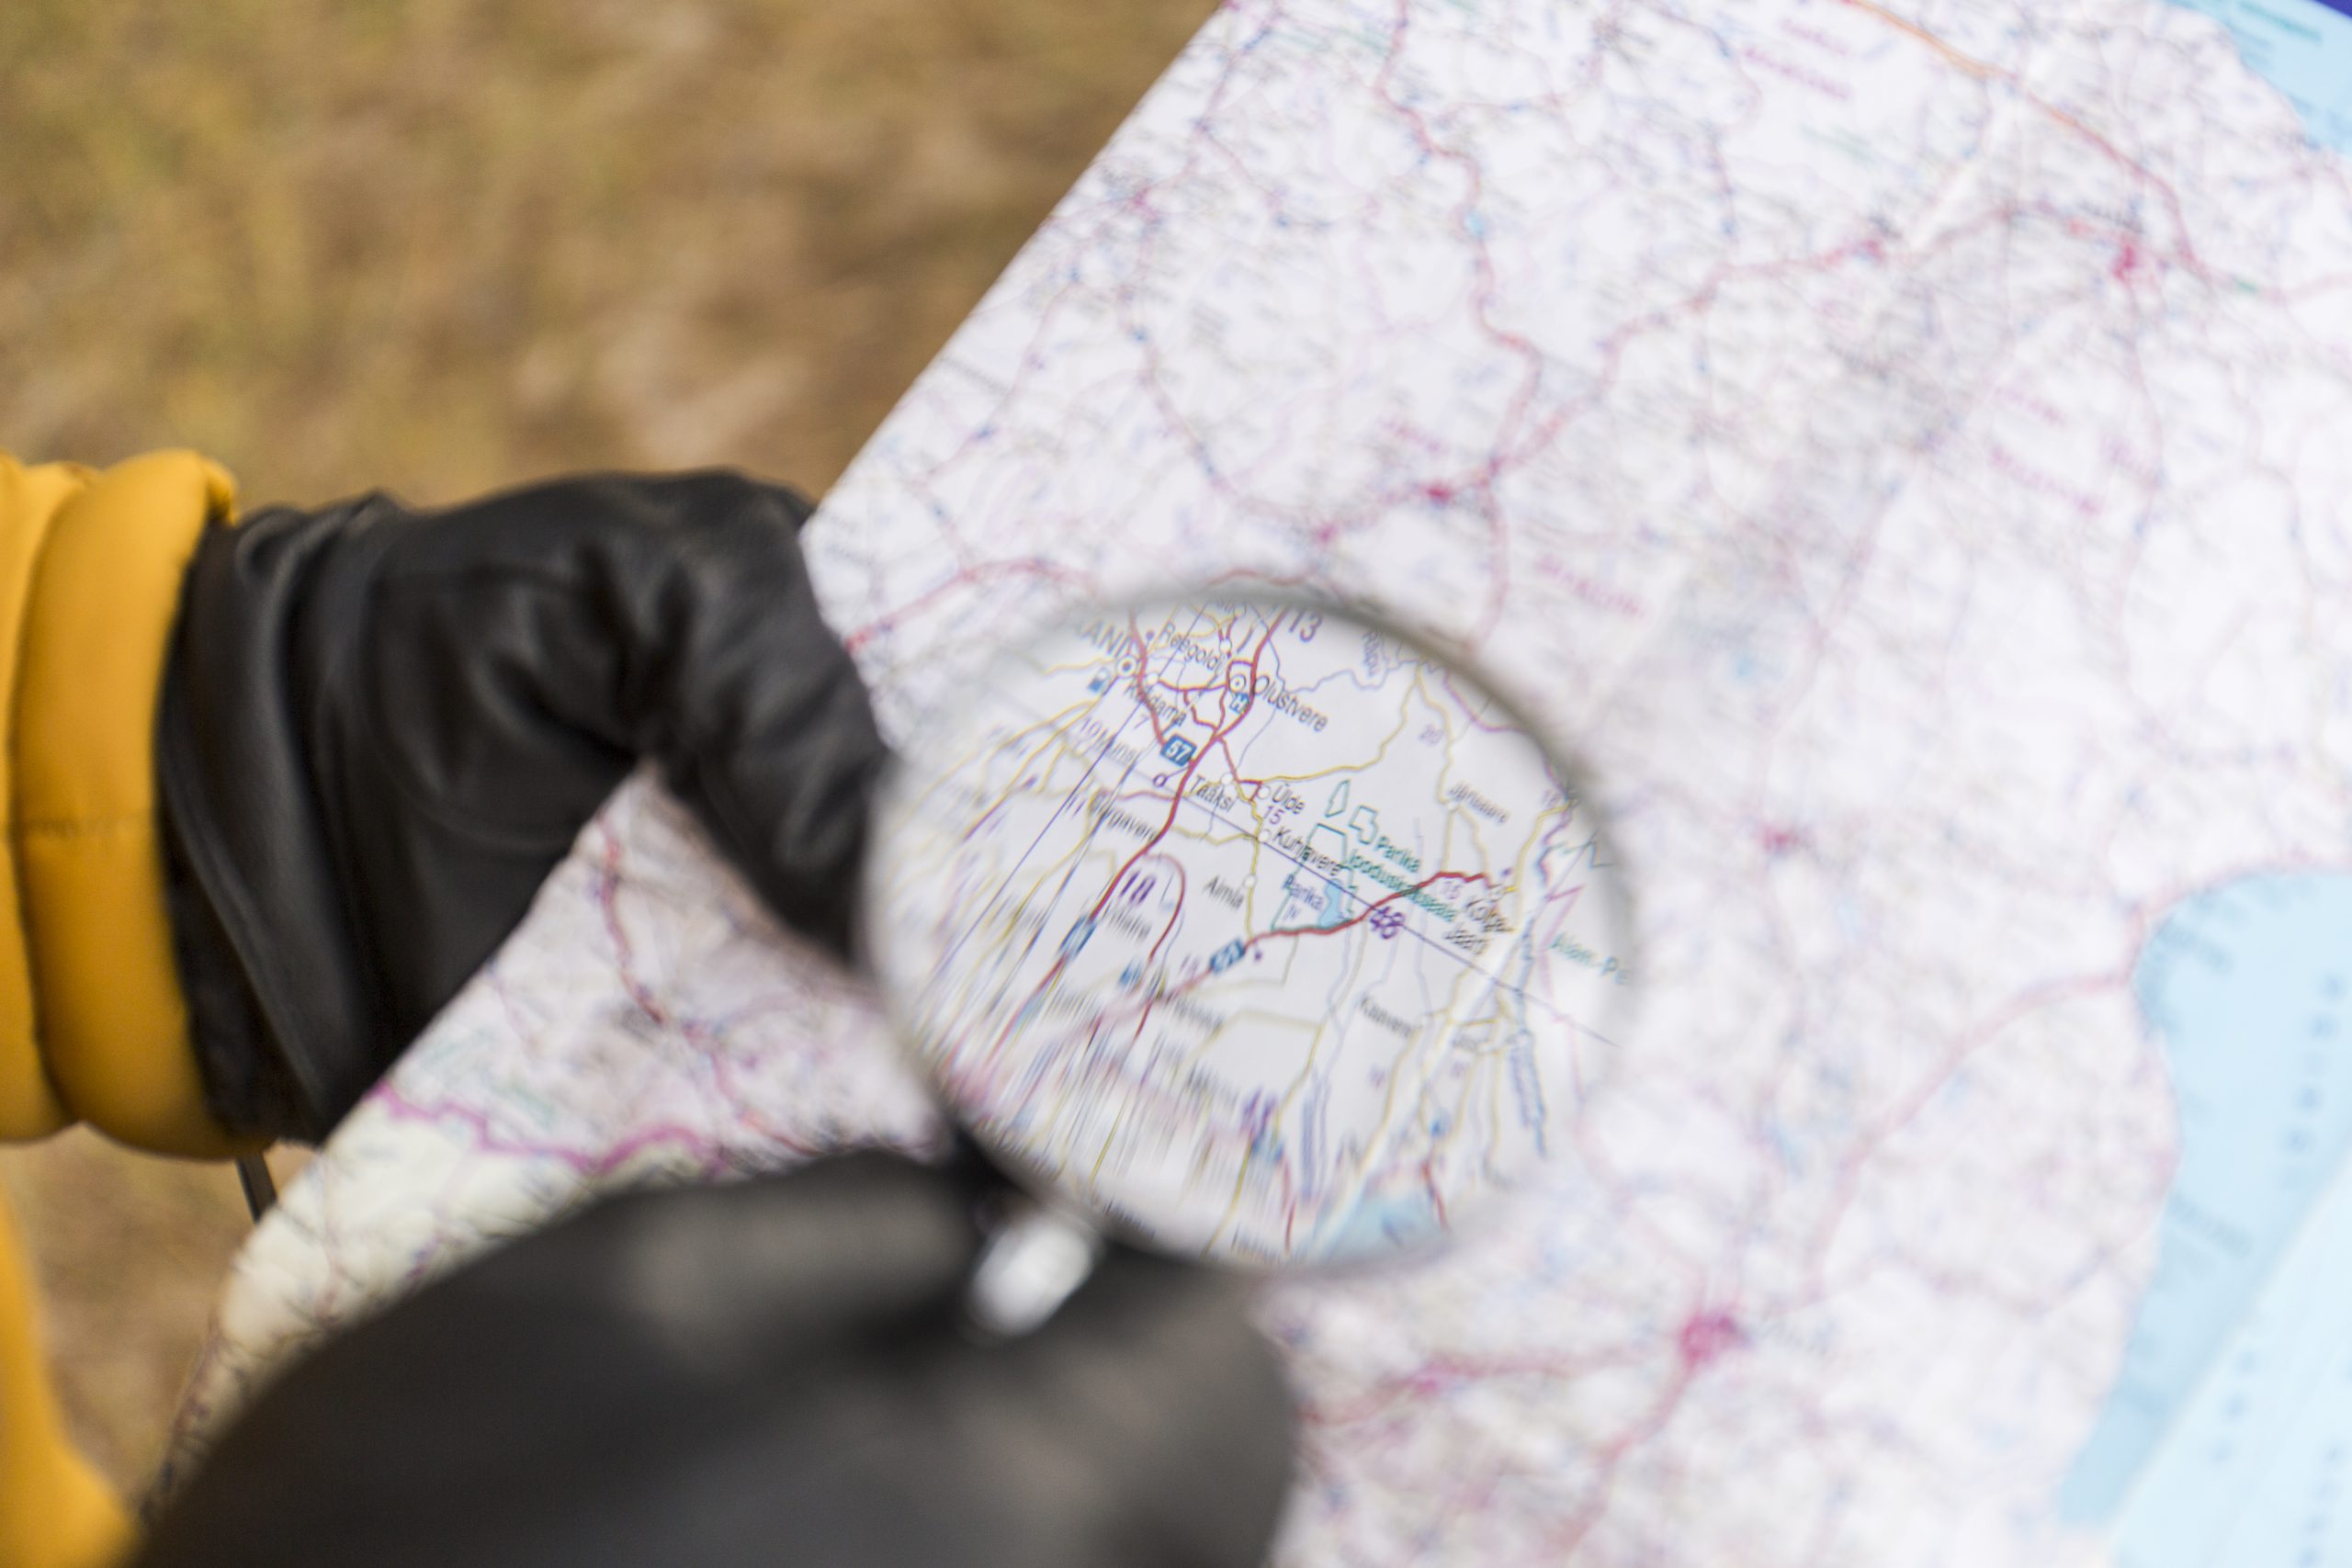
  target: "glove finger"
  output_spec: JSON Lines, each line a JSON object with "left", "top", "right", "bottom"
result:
{"left": 542, "top": 1174, "right": 1297, "bottom": 1567}
{"left": 504, "top": 1150, "right": 988, "bottom": 1372}
{"left": 549, "top": 1247, "right": 1298, "bottom": 1568}
{"left": 988, "top": 1249, "right": 1298, "bottom": 1566}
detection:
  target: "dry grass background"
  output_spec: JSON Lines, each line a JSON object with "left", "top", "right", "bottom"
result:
{"left": 0, "top": 0, "right": 1213, "bottom": 1489}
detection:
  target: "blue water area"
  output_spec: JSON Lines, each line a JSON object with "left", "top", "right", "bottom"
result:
{"left": 2165, "top": 0, "right": 2352, "bottom": 151}
{"left": 2104, "top": 1162, "right": 2352, "bottom": 1565}
{"left": 1279, "top": 870, "right": 1351, "bottom": 931}
{"left": 2058, "top": 874, "right": 2352, "bottom": 1563}
{"left": 1317, "top": 1188, "right": 1442, "bottom": 1259}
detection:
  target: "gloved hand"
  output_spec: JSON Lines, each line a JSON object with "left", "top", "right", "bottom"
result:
{"left": 133, "top": 1151, "right": 1298, "bottom": 1568}
{"left": 0, "top": 457, "right": 903, "bottom": 1566}
{"left": 155, "top": 470, "right": 888, "bottom": 1140}
{"left": 0, "top": 458, "right": 1299, "bottom": 1568}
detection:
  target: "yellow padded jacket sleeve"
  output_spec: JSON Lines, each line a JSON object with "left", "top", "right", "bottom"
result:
{"left": 0, "top": 450, "right": 256, "bottom": 1568}
{"left": 0, "top": 457, "right": 80, "bottom": 1143}
{"left": 0, "top": 1190, "right": 129, "bottom": 1568}
{"left": 0, "top": 451, "right": 248, "bottom": 1156}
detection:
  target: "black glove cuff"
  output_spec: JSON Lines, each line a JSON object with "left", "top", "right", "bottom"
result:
{"left": 157, "top": 785, "right": 316, "bottom": 1140}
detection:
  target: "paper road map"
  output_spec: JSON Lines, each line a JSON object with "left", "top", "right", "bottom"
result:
{"left": 171, "top": 1, "right": 2352, "bottom": 1562}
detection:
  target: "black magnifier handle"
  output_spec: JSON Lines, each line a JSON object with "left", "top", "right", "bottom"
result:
{"left": 236, "top": 1153, "right": 278, "bottom": 1219}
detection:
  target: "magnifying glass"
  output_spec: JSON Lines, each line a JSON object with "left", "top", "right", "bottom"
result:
{"left": 863, "top": 592, "right": 1632, "bottom": 1332}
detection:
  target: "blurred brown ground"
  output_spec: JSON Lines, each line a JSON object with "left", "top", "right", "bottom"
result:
{"left": 0, "top": 0, "right": 1212, "bottom": 1491}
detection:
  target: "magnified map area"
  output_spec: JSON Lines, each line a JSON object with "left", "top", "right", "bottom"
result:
{"left": 867, "top": 595, "right": 1631, "bottom": 1266}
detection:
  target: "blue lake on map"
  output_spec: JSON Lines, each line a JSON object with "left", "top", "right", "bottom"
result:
{"left": 2165, "top": 0, "right": 2352, "bottom": 152}
{"left": 2040, "top": 6, "right": 2352, "bottom": 1546}
{"left": 2058, "top": 874, "right": 2352, "bottom": 1566}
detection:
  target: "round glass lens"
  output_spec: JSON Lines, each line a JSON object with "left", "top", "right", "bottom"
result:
{"left": 865, "top": 593, "right": 1631, "bottom": 1268}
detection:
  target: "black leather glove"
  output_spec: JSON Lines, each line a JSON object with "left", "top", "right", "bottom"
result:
{"left": 155, "top": 471, "right": 888, "bottom": 1140}
{"left": 134, "top": 1152, "right": 1298, "bottom": 1568}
